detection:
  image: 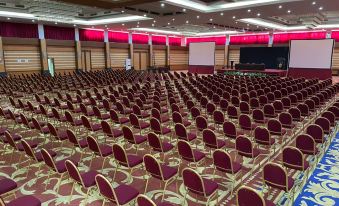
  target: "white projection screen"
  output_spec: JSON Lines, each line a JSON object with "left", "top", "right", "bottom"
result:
{"left": 289, "top": 39, "right": 334, "bottom": 69}
{"left": 189, "top": 42, "right": 216, "bottom": 66}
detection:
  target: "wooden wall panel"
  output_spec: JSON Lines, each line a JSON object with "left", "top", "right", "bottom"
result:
{"left": 170, "top": 49, "right": 188, "bottom": 65}
{"left": 215, "top": 49, "right": 224, "bottom": 66}
{"left": 88, "top": 48, "right": 105, "bottom": 69}
{"left": 47, "top": 46, "right": 76, "bottom": 71}
{"left": 332, "top": 48, "right": 339, "bottom": 75}
{"left": 228, "top": 49, "right": 240, "bottom": 65}
{"left": 153, "top": 49, "right": 166, "bottom": 66}
{"left": 3, "top": 45, "right": 41, "bottom": 72}
{"left": 111, "top": 48, "right": 129, "bottom": 68}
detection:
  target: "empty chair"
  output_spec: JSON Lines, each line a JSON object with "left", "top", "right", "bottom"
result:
{"left": 227, "top": 105, "right": 238, "bottom": 120}
{"left": 306, "top": 124, "right": 325, "bottom": 144}
{"left": 263, "top": 104, "right": 277, "bottom": 118}
{"left": 109, "top": 109, "right": 129, "bottom": 125}
{"left": 178, "top": 140, "right": 205, "bottom": 167}
{"left": 296, "top": 134, "right": 318, "bottom": 157}
{"left": 235, "top": 135, "right": 261, "bottom": 171}
{"left": 136, "top": 194, "right": 174, "bottom": 206}
{"left": 144, "top": 154, "right": 178, "bottom": 201}
{"left": 252, "top": 109, "right": 267, "bottom": 124}
{"left": 66, "top": 129, "right": 88, "bottom": 161}
{"left": 95, "top": 174, "right": 139, "bottom": 206}
{"left": 182, "top": 168, "right": 218, "bottom": 205}
{"left": 279, "top": 112, "right": 295, "bottom": 130}
{"left": 151, "top": 108, "right": 170, "bottom": 124}
{"left": 150, "top": 117, "right": 171, "bottom": 137}
{"left": 321, "top": 111, "right": 336, "bottom": 127}
{"left": 172, "top": 111, "right": 191, "bottom": 127}
{"left": 212, "top": 149, "right": 241, "bottom": 195}
{"left": 212, "top": 110, "right": 224, "bottom": 130}
{"left": 65, "top": 160, "right": 99, "bottom": 204}
{"left": 202, "top": 129, "right": 226, "bottom": 153}
{"left": 130, "top": 113, "right": 150, "bottom": 134}
{"left": 267, "top": 119, "right": 286, "bottom": 138}
{"left": 196, "top": 116, "right": 214, "bottom": 132}
{"left": 239, "top": 114, "right": 256, "bottom": 134}
{"left": 174, "top": 123, "right": 197, "bottom": 143}
{"left": 122, "top": 126, "right": 147, "bottom": 153}
{"left": 147, "top": 132, "right": 174, "bottom": 161}
{"left": 223, "top": 121, "right": 243, "bottom": 140}
{"left": 81, "top": 115, "right": 102, "bottom": 133}
{"left": 239, "top": 101, "right": 250, "bottom": 114}
{"left": 93, "top": 106, "right": 110, "bottom": 120}
{"left": 315, "top": 117, "right": 331, "bottom": 135}
{"left": 87, "top": 136, "right": 113, "bottom": 170}
{"left": 282, "top": 146, "right": 309, "bottom": 175}
{"left": 288, "top": 107, "right": 304, "bottom": 123}
{"left": 237, "top": 186, "right": 275, "bottom": 206}
{"left": 254, "top": 127, "right": 276, "bottom": 152}
{"left": 262, "top": 162, "right": 295, "bottom": 203}
{"left": 133, "top": 105, "right": 150, "bottom": 119}
{"left": 112, "top": 144, "right": 143, "bottom": 181}
{"left": 101, "top": 120, "right": 123, "bottom": 142}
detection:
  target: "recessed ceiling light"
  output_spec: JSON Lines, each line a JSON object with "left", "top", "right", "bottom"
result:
{"left": 220, "top": 12, "right": 224, "bottom": 16}
{"left": 183, "top": 8, "right": 186, "bottom": 12}
{"left": 233, "top": 16, "right": 236, "bottom": 19}
{"left": 168, "top": 22, "right": 170, "bottom": 25}
{"left": 143, "top": 14, "right": 147, "bottom": 17}
{"left": 235, "top": 21, "right": 238, "bottom": 24}
{"left": 137, "top": 22, "right": 140, "bottom": 24}
{"left": 186, "top": 20, "right": 189, "bottom": 23}
{"left": 121, "top": 10, "right": 125, "bottom": 13}
{"left": 287, "top": 10, "right": 291, "bottom": 13}
{"left": 91, "top": 26, "right": 94, "bottom": 28}
{"left": 312, "top": 1, "right": 316, "bottom": 5}
{"left": 256, "top": 26, "right": 259, "bottom": 28}
{"left": 32, "top": 20, "right": 35, "bottom": 22}
{"left": 172, "top": 18, "right": 175, "bottom": 21}
{"left": 213, "top": 26, "right": 216, "bottom": 28}
{"left": 152, "top": 24, "right": 154, "bottom": 27}
{"left": 319, "top": 7, "right": 323, "bottom": 10}
{"left": 247, "top": 24, "right": 249, "bottom": 26}
{"left": 161, "top": 3, "right": 165, "bottom": 7}
{"left": 247, "top": 9, "right": 251, "bottom": 12}
{"left": 7, "top": 17, "right": 10, "bottom": 20}
{"left": 257, "top": 13, "right": 261, "bottom": 16}
{"left": 137, "top": 25, "right": 139, "bottom": 27}
{"left": 73, "top": 24, "right": 76, "bottom": 26}
{"left": 278, "top": 5, "right": 282, "bottom": 9}
{"left": 122, "top": 23, "right": 125, "bottom": 26}
{"left": 197, "top": 15, "right": 200, "bottom": 19}
{"left": 153, "top": 20, "right": 156, "bottom": 23}
{"left": 104, "top": 25, "right": 107, "bottom": 27}
{"left": 55, "top": 22, "right": 58, "bottom": 24}
{"left": 209, "top": 18, "right": 213, "bottom": 21}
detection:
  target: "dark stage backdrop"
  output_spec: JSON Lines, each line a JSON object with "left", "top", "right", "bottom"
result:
{"left": 240, "top": 47, "right": 289, "bottom": 70}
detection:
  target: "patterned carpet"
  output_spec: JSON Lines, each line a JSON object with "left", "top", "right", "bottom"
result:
{"left": 294, "top": 130, "right": 339, "bottom": 206}
{"left": 0, "top": 87, "right": 337, "bottom": 205}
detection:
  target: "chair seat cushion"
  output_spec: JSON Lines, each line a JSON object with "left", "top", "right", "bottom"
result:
{"left": 119, "top": 117, "right": 129, "bottom": 124}
{"left": 0, "top": 178, "right": 17, "bottom": 195}
{"left": 138, "top": 122, "right": 150, "bottom": 129}
{"left": 57, "top": 130, "right": 68, "bottom": 140}
{"left": 1, "top": 133, "right": 21, "bottom": 143}
{"left": 100, "top": 113, "right": 110, "bottom": 120}
{"left": 81, "top": 170, "right": 99, "bottom": 188}
{"left": 91, "top": 123, "right": 102, "bottom": 131}
{"left": 17, "top": 140, "right": 38, "bottom": 151}
{"left": 161, "top": 142, "right": 174, "bottom": 152}
{"left": 187, "top": 133, "right": 197, "bottom": 141}
{"left": 160, "top": 127, "right": 171, "bottom": 135}
{"left": 6, "top": 195, "right": 41, "bottom": 206}
{"left": 160, "top": 165, "right": 178, "bottom": 180}
{"left": 134, "top": 135, "right": 147, "bottom": 144}
{"left": 193, "top": 150, "right": 205, "bottom": 162}
{"left": 127, "top": 155, "right": 143, "bottom": 167}
{"left": 202, "top": 178, "right": 218, "bottom": 196}
{"left": 99, "top": 144, "right": 113, "bottom": 157}
{"left": 0, "top": 127, "right": 8, "bottom": 136}
{"left": 114, "top": 184, "right": 139, "bottom": 205}
{"left": 78, "top": 139, "right": 88, "bottom": 148}
{"left": 112, "top": 129, "right": 123, "bottom": 138}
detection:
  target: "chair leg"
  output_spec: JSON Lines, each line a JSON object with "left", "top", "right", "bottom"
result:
{"left": 162, "top": 180, "right": 169, "bottom": 201}
{"left": 68, "top": 182, "right": 75, "bottom": 202}
{"left": 144, "top": 177, "right": 150, "bottom": 194}
{"left": 84, "top": 187, "right": 91, "bottom": 205}
{"left": 56, "top": 173, "right": 65, "bottom": 194}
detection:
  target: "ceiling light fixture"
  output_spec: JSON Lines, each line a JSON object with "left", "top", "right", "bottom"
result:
{"left": 182, "top": 8, "right": 186, "bottom": 12}
{"left": 73, "top": 16, "right": 150, "bottom": 25}
{"left": 240, "top": 18, "right": 307, "bottom": 30}
{"left": 197, "top": 30, "right": 240, "bottom": 36}
{"left": 248, "top": 9, "right": 251, "bottom": 12}
{"left": 130, "top": 28, "right": 181, "bottom": 35}
{"left": 0, "top": 10, "right": 35, "bottom": 18}
{"left": 233, "top": 16, "right": 236, "bottom": 19}
{"left": 257, "top": 13, "right": 261, "bottom": 16}
{"left": 161, "top": 3, "right": 165, "bottom": 7}
{"left": 197, "top": 15, "right": 200, "bottom": 19}
{"left": 319, "top": 7, "right": 323, "bottom": 10}
{"left": 287, "top": 10, "right": 291, "bottom": 13}
{"left": 220, "top": 12, "right": 224, "bottom": 16}
{"left": 312, "top": 1, "right": 316, "bottom": 5}
{"left": 279, "top": 5, "right": 282, "bottom": 8}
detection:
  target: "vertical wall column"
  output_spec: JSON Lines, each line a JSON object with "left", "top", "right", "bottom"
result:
{"left": 226, "top": 35, "right": 230, "bottom": 68}
{"left": 75, "top": 28, "right": 82, "bottom": 70}
{"left": 149, "top": 35, "right": 153, "bottom": 67}
{"left": 166, "top": 36, "right": 170, "bottom": 67}
{"left": 104, "top": 30, "right": 111, "bottom": 69}
{"left": 268, "top": 32, "right": 273, "bottom": 47}
{"left": 38, "top": 24, "right": 49, "bottom": 75}
{"left": 0, "top": 37, "right": 5, "bottom": 76}
{"left": 129, "top": 33, "right": 133, "bottom": 67}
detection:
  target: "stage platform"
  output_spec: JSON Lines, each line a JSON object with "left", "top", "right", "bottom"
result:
{"left": 216, "top": 68, "right": 287, "bottom": 77}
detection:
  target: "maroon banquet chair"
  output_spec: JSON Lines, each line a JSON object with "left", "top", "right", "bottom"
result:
{"left": 202, "top": 129, "right": 226, "bottom": 153}
{"left": 288, "top": 107, "right": 304, "bottom": 123}
{"left": 101, "top": 120, "right": 123, "bottom": 142}
{"left": 282, "top": 146, "right": 309, "bottom": 178}
{"left": 81, "top": 115, "right": 102, "bottom": 133}
{"left": 262, "top": 162, "right": 295, "bottom": 203}
{"left": 151, "top": 108, "right": 170, "bottom": 124}
{"left": 109, "top": 109, "right": 129, "bottom": 125}
{"left": 41, "top": 148, "right": 77, "bottom": 193}
{"left": 237, "top": 186, "right": 275, "bottom": 206}
{"left": 239, "top": 101, "right": 250, "bottom": 114}
{"left": 65, "top": 160, "right": 99, "bottom": 204}
{"left": 267, "top": 119, "right": 286, "bottom": 139}
{"left": 252, "top": 109, "right": 267, "bottom": 124}
{"left": 93, "top": 106, "right": 110, "bottom": 120}
{"left": 196, "top": 116, "right": 214, "bottom": 133}
{"left": 327, "top": 106, "right": 339, "bottom": 120}
{"left": 278, "top": 112, "right": 295, "bottom": 131}
{"left": 172, "top": 111, "right": 191, "bottom": 127}
{"left": 223, "top": 121, "right": 243, "bottom": 140}
{"left": 147, "top": 132, "right": 174, "bottom": 161}
{"left": 178, "top": 140, "right": 205, "bottom": 167}
{"left": 150, "top": 117, "right": 172, "bottom": 137}
{"left": 296, "top": 134, "right": 318, "bottom": 160}
{"left": 136, "top": 194, "right": 174, "bottom": 206}
{"left": 314, "top": 117, "right": 331, "bottom": 135}
{"left": 182, "top": 167, "right": 219, "bottom": 205}
{"left": 86, "top": 136, "right": 113, "bottom": 170}
{"left": 206, "top": 103, "right": 216, "bottom": 116}
{"left": 321, "top": 111, "right": 336, "bottom": 127}
{"left": 143, "top": 154, "right": 178, "bottom": 201}
{"left": 212, "top": 110, "right": 224, "bottom": 130}
{"left": 212, "top": 149, "right": 241, "bottom": 196}
{"left": 239, "top": 114, "right": 256, "bottom": 134}
{"left": 227, "top": 105, "right": 238, "bottom": 120}
{"left": 121, "top": 126, "right": 147, "bottom": 153}
{"left": 133, "top": 105, "right": 150, "bottom": 119}
{"left": 263, "top": 104, "right": 277, "bottom": 118}
{"left": 272, "top": 100, "right": 284, "bottom": 113}
{"left": 219, "top": 99, "right": 229, "bottom": 112}
{"left": 112, "top": 144, "right": 143, "bottom": 181}
{"left": 130, "top": 113, "right": 150, "bottom": 134}
{"left": 174, "top": 123, "right": 197, "bottom": 143}
{"left": 0, "top": 177, "right": 17, "bottom": 197}
{"left": 65, "top": 111, "right": 83, "bottom": 128}
{"left": 297, "top": 103, "right": 309, "bottom": 118}
{"left": 235, "top": 135, "right": 261, "bottom": 172}
{"left": 66, "top": 129, "right": 88, "bottom": 161}
{"left": 95, "top": 174, "right": 139, "bottom": 206}
{"left": 306, "top": 124, "right": 325, "bottom": 144}
{"left": 254, "top": 127, "right": 276, "bottom": 152}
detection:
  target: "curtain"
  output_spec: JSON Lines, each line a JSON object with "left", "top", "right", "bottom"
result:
{"left": 186, "top": 36, "right": 226, "bottom": 45}
{"left": 331, "top": 31, "right": 339, "bottom": 42}
{"left": 132, "top": 33, "right": 149, "bottom": 44}
{"left": 273, "top": 31, "right": 326, "bottom": 44}
{"left": 44, "top": 25, "right": 75, "bottom": 40}
{"left": 230, "top": 34, "right": 269, "bottom": 45}
{"left": 169, "top": 36, "right": 181, "bottom": 46}
{"left": 108, "top": 31, "right": 129, "bottom": 43}
{"left": 79, "top": 29, "right": 104, "bottom": 42}
{"left": 0, "top": 22, "right": 38, "bottom": 38}
{"left": 152, "top": 35, "right": 166, "bottom": 45}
